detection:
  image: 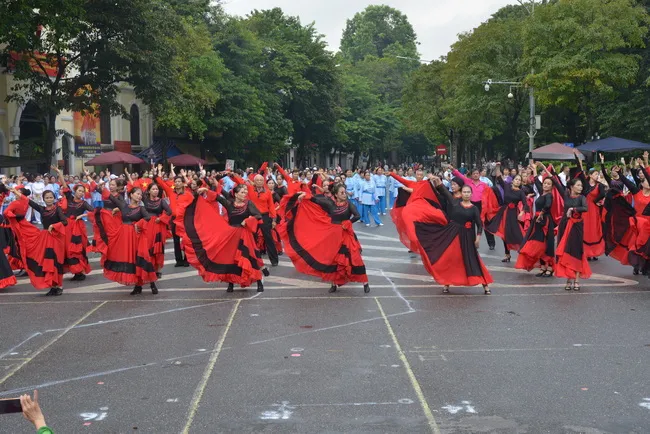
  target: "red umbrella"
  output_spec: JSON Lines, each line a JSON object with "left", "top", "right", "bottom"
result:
{"left": 167, "top": 154, "right": 206, "bottom": 166}
{"left": 85, "top": 151, "right": 145, "bottom": 166}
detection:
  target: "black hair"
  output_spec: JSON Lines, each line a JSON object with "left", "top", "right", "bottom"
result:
{"left": 233, "top": 184, "right": 247, "bottom": 195}
{"left": 43, "top": 190, "right": 56, "bottom": 200}
{"left": 332, "top": 182, "right": 347, "bottom": 196}
{"left": 567, "top": 177, "right": 582, "bottom": 190}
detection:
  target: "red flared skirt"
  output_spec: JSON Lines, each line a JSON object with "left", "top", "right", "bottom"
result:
{"left": 7, "top": 218, "right": 66, "bottom": 289}
{"left": 556, "top": 217, "right": 592, "bottom": 279}
{"left": 180, "top": 196, "right": 263, "bottom": 288}
{"left": 583, "top": 198, "right": 604, "bottom": 257}
{"left": 515, "top": 214, "right": 555, "bottom": 272}
{"left": 486, "top": 204, "right": 524, "bottom": 251}
{"left": 146, "top": 214, "right": 171, "bottom": 271}
{"left": 278, "top": 198, "right": 367, "bottom": 286}
{"left": 64, "top": 217, "right": 91, "bottom": 275}
{"left": 101, "top": 215, "right": 157, "bottom": 286}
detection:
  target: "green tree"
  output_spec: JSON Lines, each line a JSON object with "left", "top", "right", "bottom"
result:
{"left": 0, "top": 0, "right": 181, "bottom": 170}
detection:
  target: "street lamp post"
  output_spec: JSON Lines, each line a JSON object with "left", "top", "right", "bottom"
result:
{"left": 484, "top": 79, "right": 537, "bottom": 163}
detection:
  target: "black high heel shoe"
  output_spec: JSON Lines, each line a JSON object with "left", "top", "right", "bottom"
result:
{"left": 363, "top": 283, "right": 370, "bottom": 293}
{"left": 262, "top": 268, "right": 270, "bottom": 277}
{"left": 257, "top": 281, "right": 264, "bottom": 292}
{"left": 150, "top": 282, "right": 158, "bottom": 295}
{"left": 501, "top": 255, "right": 511, "bottom": 263}
{"left": 535, "top": 270, "right": 548, "bottom": 277}
{"left": 130, "top": 286, "right": 142, "bottom": 295}
{"left": 329, "top": 284, "right": 337, "bottom": 293}
{"left": 226, "top": 283, "right": 234, "bottom": 293}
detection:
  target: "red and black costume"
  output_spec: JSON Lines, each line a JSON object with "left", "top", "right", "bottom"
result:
{"left": 279, "top": 194, "right": 368, "bottom": 288}
{"left": 143, "top": 196, "right": 172, "bottom": 272}
{"left": 90, "top": 188, "right": 125, "bottom": 263}
{"left": 61, "top": 189, "right": 94, "bottom": 277}
{"left": 515, "top": 178, "right": 555, "bottom": 272}
{"left": 415, "top": 185, "right": 493, "bottom": 287}
{"left": 179, "top": 190, "right": 264, "bottom": 288}
{"left": 553, "top": 181, "right": 592, "bottom": 280}
{"left": 486, "top": 175, "right": 529, "bottom": 253}
{"left": 601, "top": 172, "right": 637, "bottom": 266}
{"left": 154, "top": 175, "right": 193, "bottom": 266}
{"left": 5, "top": 195, "right": 67, "bottom": 293}
{"left": 577, "top": 172, "right": 606, "bottom": 258}
{"left": 99, "top": 200, "right": 157, "bottom": 288}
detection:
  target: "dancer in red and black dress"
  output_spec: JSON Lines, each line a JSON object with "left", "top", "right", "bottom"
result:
{"left": 90, "top": 173, "right": 126, "bottom": 262}
{"left": 486, "top": 163, "right": 529, "bottom": 262}
{"left": 143, "top": 174, "right": 171, "bottom": 277}
{"left": 279, "top": 184, "right": 370, "bottom": 293}
{"left": 576, "top": 159, "right": 606, "bottom": 261}
{"left": 0, "top": 184, "right": 18, "bottom": 290}
{"left": 416, "top": 178, "right": 492, "bottom": 294}
{"left": 60, "top": 180, "right": 94, "bottom": 281}
{"left": 553, "top": 176, "right": 591, "bottom": 291}
{"left": 515, "top": 162, "right": 556, "bottom": 276}
{"left": 6, "top": 188, "right": 67, "bottom": 295}
{"left": 180, "top": 184, "right": 267, "bottom": 292}
{"left": 102, "top": 187, "right": 158, "bottom": 295}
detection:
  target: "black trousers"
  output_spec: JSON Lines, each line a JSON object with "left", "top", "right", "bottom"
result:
{"left": 261, "top": 214, "right": 279, "bottom": 265}
{"left": 471, "top": 200, "right": 495, "bottom": 248}
{"left": 171, "top": 218, "right": 186, "bottom": 264}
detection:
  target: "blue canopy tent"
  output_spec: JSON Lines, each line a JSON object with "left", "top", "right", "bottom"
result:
{"left": 577, "top": 137, "right": 650, "bottom": 153}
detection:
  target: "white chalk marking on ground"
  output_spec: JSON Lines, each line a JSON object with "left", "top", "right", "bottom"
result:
{"left": 639, "top": 398, "right": 650, "bottom": 410}
{"left": 442, "top": 401, "right": 476, "bottom": 415}
{"left": 264, "top": 399, "right": 415, "bottom": 408}
{"left": 379, "top": 268, "right": 415, "bottom": 312}
{"left": 0, "top": 332, "right": 42, "bottom": 360}
{"left": 247, "top": 310, "right": 413, "bottom": 345}
{"left": 167, "top": 398, "right": 179, "bottom": 403}
{"left": 260, "top": 401, "right": 293, "bottom": 420}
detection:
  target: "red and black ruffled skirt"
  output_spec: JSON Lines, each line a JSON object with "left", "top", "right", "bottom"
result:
{"left": 88, "top": 208, "right": 115, "bottom": 262}
{"left": 390, "top": 189, "right": 414, "bottom": 251}
{"left": 181, "top": 196, "right": 263, "bottom": 287}
{"left": 7, "top": 217, "right": 65, "bottom": 289}
{"left": 0, "top": 221, "right": 17, "bottom": 289}
{"left": 629, "top": 215, "right": 650, "bottom": 269}
{"left": 99, "top": 215, "right": 157, "bottom": 286}
{"left": 64, "top": 217, "right": 91, "bottom": 275}
{"left": 515, "top": 212, "right": 555, "bottom": 271}
{"left": 146, "top": 213, "right": 171, "bottom": 271}
{"left": 583, "top": 198, "right": 605, "bottom": 257}
{"left": 556, "top": 215, "right": 592, "bottom": 279}
{"left": 603, "top": 192, "right": 636, "bottom": 265}
{"left": 1, "top": 223, "right": 23, "bottom": 270}
{"left": 486, "top": 202, "right": 524, "bottom": 250}
{"left": 415, "top": 217, "right": 493, "bottom": 287}
{"left": 278, "top": 197, "right": 367, "bottom": 286}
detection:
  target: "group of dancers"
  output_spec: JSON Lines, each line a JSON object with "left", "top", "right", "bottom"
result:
{"left": 0, "top": 153, "right": 647, "bottom": 298}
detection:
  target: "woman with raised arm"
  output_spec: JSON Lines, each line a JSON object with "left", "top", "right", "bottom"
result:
{"left": 180, "top": 184, "right": 267, "bottom": 293}
{"left": 0, "top": 183, "right": 19, "bottom": 290}
{"left": 101, "top": 187, "right": 158, "bottom": 295}
{"left": 418, "top": 177, "right": 492, "bottom": 294}
{"left": 552, "top": 173, "right": 591, "bottom": 291}
{"left": 515, "top": 163, "right": 556, "bottom": 277}
{"left": 486, "top": 163, "right": 529, "bottom": 262}
{"left": 60, "top": 173, "right": 94, "bottom": 281}
{"left": 144, "top": 167, "right": 172, "bottom": 277}
{"left": 575, "top": 157, "right": 606, "bottom": 261}
{"left": 5, "top": 185, "right": 67, "bottom": 296}
{"left": 279, "top": 183, "right": 370, "bottom": 294}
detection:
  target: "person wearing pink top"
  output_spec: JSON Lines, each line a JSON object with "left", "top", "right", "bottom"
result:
{"left": 451, "top": 166, "right": 496, "bottom": 250}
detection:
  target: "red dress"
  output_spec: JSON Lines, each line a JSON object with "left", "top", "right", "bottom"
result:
{"left": 515, "top": 184, "right": 555, "bottom": 272}
{"left": 5, "top": 196, "right": 66, "bottom": 290}
{"left": 486, "top": 177, "right": 528, "bottom": 251}
{"left": 143, "top": 197, "right": 171, "bottom": 272}
{"left": 60, "top": 190, "right": 93, "bottom": 275}
{"left": 580, "top": 177, "right": 606, "bottom": 257}
{"left": 100, "top": 203, "right": 157, "bottom": 286}
{"left": 555, "top": 191, "right": 592, "bottom": 280}
{"left": 278, "top": 194, "right": 367, "bottom": 286}
{"left": 178, "top": 192, "right": 263, "bottom": 287}
{"left": 417, "top": 186, "right": 492, "bottom": 286}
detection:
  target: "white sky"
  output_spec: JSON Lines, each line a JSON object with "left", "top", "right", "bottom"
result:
{"left": 222, "top": 0, "right": 518, "bottom": 60}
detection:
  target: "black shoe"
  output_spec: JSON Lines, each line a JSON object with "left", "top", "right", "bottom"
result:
{"left": 592, "top": 257, "right": 598, "bottom": 261}
{"left": 271, "top": 262, "right": 278, "bottom": 267}
{"left": 130, "top": 286, "right": 142, "bottom": 295}
{"left": 156, "top": 272, "right": 162, "bottom": 278}
{"left": 363, "top": 283, "right": 370, "bottom": 293}
{"left": 262, "top": 268, "right": 270, "bottom": 277}
{"left": 150, "top": 282, "right": 158, "bottom": 295}
{"left": 71, "top": 273, "right": 86, "bottom": 281}
{"left": 489, "top": 245, "right": 495, "bottom": 251}
{"left": 329, "top": 284, "right": 337, "bottom": 293}
{"left": 226, "top": 283, "right": 234, "bottom": 293}
{"left": 45, "top": 287, "right": 56, "bottom": 296}
{"left": 633, "top": 266, "right": 639, "bottom": 275}
{"left": 182, "top": 261, "right": 190, "bottom": 267}
{"left": 16, "top": 270, "right": 27, "bottom": 277}
{"left": 257, "top": 281, "right": 264, "bottom": 292}
{"left": 54, "top": 287, "right": 63, "bottom": 296}
{"left": 174, "top": 262, "right": 184, "bottom": 267}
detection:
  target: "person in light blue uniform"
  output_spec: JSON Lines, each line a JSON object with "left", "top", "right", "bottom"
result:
{"left": 352, "top": 170, "right": 365, "bottom": 221}
{"left": 360, "top": 171, "right": 382, "bottom": 226}
{"left": 373, "top": 167, "right": 388, "bottom": 215}
{"left": 387, "top": 168, "right": 404, "bottom": 209}
{"left": 221, "top": 174, "right": 236, "bottom": 193}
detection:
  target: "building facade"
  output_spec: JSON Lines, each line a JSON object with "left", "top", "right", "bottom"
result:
{"left": 0, "top": 73, "right": 153, "bottom": 175}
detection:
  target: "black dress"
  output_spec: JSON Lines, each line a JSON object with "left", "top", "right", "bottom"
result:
{"left": 553, "top": 180, "right": 591, "bottom": 279}
{"left": 62, "top": 191, "right": 94, "bottom": 275}
{"left": 486, "top": 176, "right": 529, "bottom": 251}
{"left": 515, "top": 179, "right": 555, "bottom": 271}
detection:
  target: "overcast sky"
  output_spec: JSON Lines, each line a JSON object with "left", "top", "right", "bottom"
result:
{"left": 222, "top": 0, "right": 517, "bottom": 60}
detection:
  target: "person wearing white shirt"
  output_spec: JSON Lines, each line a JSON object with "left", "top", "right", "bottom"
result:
{"left": 29, "top": 175, "right": 46, "bottom": 224}
{"left": 479, "top": 168, "right": 494, "bottom": 187}
{"left": 558, "top": 164, "right": 570, "bottom": 186}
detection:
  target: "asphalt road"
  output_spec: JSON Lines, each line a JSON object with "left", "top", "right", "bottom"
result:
{"left": 0, "top": 217, "right": 648, "bottom": 433}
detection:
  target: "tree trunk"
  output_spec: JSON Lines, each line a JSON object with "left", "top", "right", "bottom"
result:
{"left": 43, "top": 111, "right": 58, "bottom": 173}
{"left": 353, "top": 150, "right": 360, "bottom": 169}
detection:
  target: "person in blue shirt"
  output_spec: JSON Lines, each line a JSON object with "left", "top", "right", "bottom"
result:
{"left": 359, "top": 171, "right": 382, "bottom": 226}
{"left": 221, "top": 173, "right": 236, "bottom": 193}
{"left": 387, "top": 168, "right": 404, "bottom": 209}
{"left": 344, "top": 170, "right": 357, "bottom": 207}
{"left": 373, "top": 167, "right": 388, "bottom": 215}
{"left": 479, "top": 168, "right": 494, "bottom": 187}
{"left": 352, "top": 170, "right": 365, "bottom": 221}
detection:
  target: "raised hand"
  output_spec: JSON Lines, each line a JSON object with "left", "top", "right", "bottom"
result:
{"left": 599, "top": 153, "right": 605, "bottom": 163}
